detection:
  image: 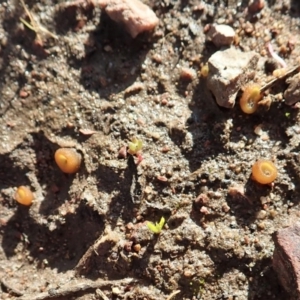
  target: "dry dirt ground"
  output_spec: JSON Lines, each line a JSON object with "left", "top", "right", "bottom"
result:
{"left": 1, "top": 0, "right": 300, "bottom": 299}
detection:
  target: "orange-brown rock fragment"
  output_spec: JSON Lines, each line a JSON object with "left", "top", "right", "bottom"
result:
{"left": 273, "top": 223, "right": 300, "bottom": 299}
{"left": 99, "top": 0, "right": 159, "bottom": 38}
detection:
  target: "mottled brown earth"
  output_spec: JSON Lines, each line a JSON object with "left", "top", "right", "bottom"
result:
{"left": 1, "top": 0, "right": 300, "bottom": 299}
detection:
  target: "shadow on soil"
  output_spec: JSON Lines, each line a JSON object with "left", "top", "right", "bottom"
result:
{"left": 0, "top": 130, "right": 106, "bottom": 272}
{"left": 0, "top": 130, "right": 148, "bottom": 278}
{"left": 55, "top": 3, "right": 158, "bottom": 98}
{"left": 211, "top": 252, "right": 289, "bottom": 300}
{"left": 92, "top": 155, "right": 141, "bottom": 229}
{"left": 1, "top": 201, "right": 104, "bottom": 272}
{"left": 0, "top": 0, "right": 54, "bottom": 116}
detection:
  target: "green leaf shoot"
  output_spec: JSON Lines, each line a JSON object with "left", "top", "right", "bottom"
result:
{"left": 147, "top": 217, "right": 165, "bottom": 234}
{"left": 128, "top": 137, "right": 143, "bottom": 155}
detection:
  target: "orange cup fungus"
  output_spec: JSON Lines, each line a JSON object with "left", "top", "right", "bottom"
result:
{"left": 240, "top": 84, "right": 262, "bottom": 114}
{"left": 15, "top": 186, "right": 34, "bottom": 206}
{"left": 251, "top": 160, "right": 278, "bottom": 184}
{"left": 54, "top": 148, "right": 82, "bottom": 174}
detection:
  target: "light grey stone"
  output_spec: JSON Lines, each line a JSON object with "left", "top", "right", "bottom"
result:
{"left": 207, "top": 48, "right": 259, "bottom": 108}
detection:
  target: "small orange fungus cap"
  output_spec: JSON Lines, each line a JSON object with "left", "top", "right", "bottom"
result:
{"left": 251, "top": 160, "right": 278, "bottom": 184}
{"left": 15, "top": 186, "right": 34, "bottom": 206}
{"left": 240, "top": 84, "right": 262, "bottom": 114}
{"left": 54, "top": 148, "right": 82, "bottom": 174}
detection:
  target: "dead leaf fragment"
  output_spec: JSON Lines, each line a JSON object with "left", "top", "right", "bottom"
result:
{"left": 157, "top": 175, "right": 168, "bottom": 182}
{"left": 79, "top": 128, "right": 96, "bottom": 135}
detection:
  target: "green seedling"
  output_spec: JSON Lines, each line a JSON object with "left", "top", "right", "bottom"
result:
{"left": 147, "top": 217, "right": 165, "bottom": 234}
{"left": 189, "top": 278, "right": 206, "bottom": 298}
{"left": 128, "top": 137, "right": 143, "bottom": 155}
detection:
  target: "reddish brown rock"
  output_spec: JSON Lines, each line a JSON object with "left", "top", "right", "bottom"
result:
{"left": 273, "top": 223, "right": 300, "bottom": 299}
{"left": 99, "top": 0, "right": 159, "bottom": 38}
{"left": 284, "top": 73, "right": 300, "bottom": 105}
{"left": 248, "top": 0, "right": 264, "bottom": 14}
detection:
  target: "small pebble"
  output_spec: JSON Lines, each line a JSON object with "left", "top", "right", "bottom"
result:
{"left": 133, "top": 244, "right": 141, "bottom": 253}
{"left": 256, "top": 210, "right": 267, "bottom": 219}
{"left": 207, "top": 24, "right": 235, "bottom": 47}
{"left": 180, "top": 67, "right": 196, "bottom": 81}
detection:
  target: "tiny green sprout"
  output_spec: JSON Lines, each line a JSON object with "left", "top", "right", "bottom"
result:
{"left": 128, "top": 137, "right": 143, "bottom": 155}
{"left": 190, "top": 278, "right": 206, "bottom": 297}
{"left": 199, "top": 278, "right": 205, "bottom": 286}
{"left": 285, "top": 112, "right": 291, "bottom": 118}
{"left": 147, "top": 217, "right": 165, "bottom": 234}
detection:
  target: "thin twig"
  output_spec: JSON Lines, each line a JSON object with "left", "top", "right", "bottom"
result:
{"left": 20, "top": 0, "right": 58, "bottom": 42}
{"left": 75, "top": 227, "right": 120, "bottom": 274}
{"left": 166, "top": 290, "right": 181, "bottom": 300}
{"left": 95, "top": 288, "right": 110, "bottom": 300}
{"left": 61, "top": 0, "right": 97, "bottom": 8}
{"left": 260, "top": 65, "right": 300, "bottom": 92}
{"left": 18, "top": 278, "right": 135, "bottom": 300}
{"left": 0, "top": 278, "right": 23, "bottom": 296}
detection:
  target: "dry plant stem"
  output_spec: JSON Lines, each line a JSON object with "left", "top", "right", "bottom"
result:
{"left": 61, "top": 0, "right": 97, "bottom": 9}
{"left": 0, "top": 278, "right": 24, "bottom": 296}
{"left": 260, "top": 65, "right": 300, "bottom": 92}
{"left": 20, "top": 0, "right": 58, "bottom": 42}
{"left": 166, "top": 290, "right": 181, "bottom": 300}
{"left": 75, "top": 227, "right": 120, "bottom": 274}
{"left": 96, "top": 288, "right": 110, "bottom": 300}
{"left": 267, "top": 42, "right": 287, "bottom": 68}
{"left": 18, "top": 278, "right": 135, "bottom": 300}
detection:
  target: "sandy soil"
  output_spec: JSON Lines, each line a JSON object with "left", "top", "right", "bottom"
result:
{"left": 1, "top": 0, "right": 300, "bottom": 299}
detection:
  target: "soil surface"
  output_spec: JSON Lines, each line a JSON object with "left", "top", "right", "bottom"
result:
{"left": 1, "top": 0, "right": 300, "bottom": 299}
